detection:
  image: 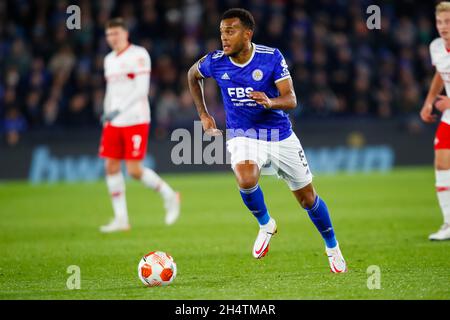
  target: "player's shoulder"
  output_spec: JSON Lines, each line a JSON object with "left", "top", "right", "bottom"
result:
{"left": 430, "top": 37, "right": 445, "bottom": 52}
{"left": 254, "top": 44, "right": 284, "bottom": 62}
{"left": 129, "top": 44, "right": 150, "bottom": 57}
{"left": 104, "top": 51, "right": 115, "bottom": 66}
{"left": 254, "top": 43, "right": 277, "bottom": 55}
{"left": 199, "top": 50, "right": 226, "bottom": 68}
{"left": 105, "top": 50, "right": 115, "bottom": 60}
{"left": 206, "top": 50, "right": 226, "bottom": 61}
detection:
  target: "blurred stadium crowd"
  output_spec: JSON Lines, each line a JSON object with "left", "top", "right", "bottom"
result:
{"left": 0, "top": 0, "right": 441, "bottom": 145}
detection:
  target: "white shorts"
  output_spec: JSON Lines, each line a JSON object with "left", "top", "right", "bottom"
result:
{"left": 226, "top": 133, "right": 313, "bottom": 191}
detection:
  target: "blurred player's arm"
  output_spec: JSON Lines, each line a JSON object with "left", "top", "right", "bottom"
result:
{"left": 187, "top": 61, "right": 222, "bottom": 136}
{"left": 248, "top": 78, "right": 297, "bottom": 110}
{"left": 101, "top": 85, "right": 118, "bottom": 123}
{"left": 101, "top": 57, "right": 116, "bottom": 123}
{"left": 103, "top": 82, "right": 112, "bottom": 113}
{"left": 421, "top": 71, "right": 444, "bottom": 123}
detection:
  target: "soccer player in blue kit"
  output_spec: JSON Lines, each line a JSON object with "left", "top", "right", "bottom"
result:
{"left": 187, "top": 8, "right": 347, "bottom": 272}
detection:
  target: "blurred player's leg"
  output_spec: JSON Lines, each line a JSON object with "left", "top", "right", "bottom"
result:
{"left": 431, "top": 148, "right": 450, "bottom": 240}
{"left": 122, "top": 123, "right": 180, "bottom": 225}
{"left": 126, "top": 161, "right": 180, "bottom": 225}
{"left": 234, "top": 161, "right": 277, "bottom": 259}
{"left": 141, "top": 167, "right": 180, "bottom": 226}
{"left": 100, "top": 158, "right": 130, "bottom": 233}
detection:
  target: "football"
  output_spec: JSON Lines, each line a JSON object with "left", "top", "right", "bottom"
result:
{"left": 138, "top": 251, "right": 177, "bottom": 287}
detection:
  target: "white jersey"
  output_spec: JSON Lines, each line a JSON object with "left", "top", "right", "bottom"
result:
{"left": 104, "top": 44, "right": 151, "bottom": 127}
{"left": 430, "top": 37, "right": 450, "bottom": 124}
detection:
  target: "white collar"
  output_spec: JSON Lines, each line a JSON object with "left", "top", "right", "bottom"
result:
{"left": 228, "top": 43, "right": 255, "bottom": 68}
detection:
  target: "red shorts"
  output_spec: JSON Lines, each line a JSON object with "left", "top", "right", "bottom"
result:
{"left": 99, "top": 123, "right": 150, "bottom": 160}
{"left": 434, "top": 121, "right": 450, "bottom": 150}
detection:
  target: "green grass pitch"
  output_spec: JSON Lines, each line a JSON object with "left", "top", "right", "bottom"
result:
{"left": 0, "top": 167, "right": 449, "bottom": 299}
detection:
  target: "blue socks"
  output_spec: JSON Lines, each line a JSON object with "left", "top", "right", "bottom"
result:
{"left": 306, "top": 195, "right": 337, "bottom": 248}
{"left": 240, "top": 184, "right": 270, "bottom": 225}
{"left": 239, "top": 185, "right": 337, "bottom": 248}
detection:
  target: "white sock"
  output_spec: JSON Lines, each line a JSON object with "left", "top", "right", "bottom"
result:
{"left": 106, "top": 172, "right": 128, "bottom": 224}
{"left": 141, "top": 167, "right": 175, "bottom": 201}
{"left": 435, "top": 169, "right": 450, "bottom": 224}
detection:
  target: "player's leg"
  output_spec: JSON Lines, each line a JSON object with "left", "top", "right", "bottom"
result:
{"left": 235, "top": 161, "right": 271, "bottom": 226}
{"left": 290, "top": 184, "right": 345, "bottom": 272}
{"left": 99, "top": 124, "right": 130, "bottom": 233}
{"left": 234, "top": 161, "right": 277, "bottom": 259}
{"left": 291, "top": 184, "right": 337, "bottom": 249}
{"left": 271, "top": 133, "right": 346, "bottom": 272}
{"left": 123, "top": 123, "right": 180, "bottom": 225}
{"left": 227, "top": 136, "right": 276, "bottom": 258}
{"left": 101, "top": 158, "right": 130, "bottom": 232}
{"left": 126, "top": 160, "right": 180, "bottom": 225}
{"left": 431, "top": 140, "right": 450, "bottom": 240}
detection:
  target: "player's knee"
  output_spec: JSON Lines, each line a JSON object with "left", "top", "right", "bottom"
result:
{"left": 236, "top": 175, "right": 258, "bottom": 189}
{"left": 300, "top": 193, "right": 316, "bottom": 209}
{"left": 434, "top": 150, "right": 450, "bottom": 170}
{"left": 127, "top": 167, "right": 142, "bottom": 180}
{"left": 294, "top": 186, "right": 316, "bottom": 209}
{"left": 435, "top": 160, "right": 450, "bottom": 170}
{"left": 235, "top": 163, "right": 259, "bottom": 189}
{"left": 105, "top": 161, "right": 121, "bottom": 175}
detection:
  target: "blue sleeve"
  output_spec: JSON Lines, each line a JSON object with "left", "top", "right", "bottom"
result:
{"left": 197, "top": 53, "right": 213, "bottom": 78}
{"left": 273, "top": 49, "right": 291, "bottom": 83}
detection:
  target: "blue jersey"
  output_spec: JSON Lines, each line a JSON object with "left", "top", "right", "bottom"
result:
{"left": 198, "top": 43, "right": 293, "bottom": 141}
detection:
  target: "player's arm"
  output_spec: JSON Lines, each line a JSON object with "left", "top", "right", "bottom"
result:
{"left": 421, "top": 71, "right": 444, "bottom": 123}
{"left": 101, "top": 84, "right": 117, "bottom": 123}
{"left": 187, "top": 60, "right": 222, "bottom": 136}
{"left": 101, "top": 57, "right": 118, "bottom": 123}
{"left": 248, "top": 77, "right": 297, "bottom": 110}
{"left": 103, "top": 82, "right": 112, "bottom": 113}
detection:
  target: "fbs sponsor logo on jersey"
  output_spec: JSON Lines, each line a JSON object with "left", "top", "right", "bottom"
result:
{"left": 227, "top": 87, "right": 256, "bottom": 106}
{"left": 227, "top": 87, "right": 254, "bottom": 98}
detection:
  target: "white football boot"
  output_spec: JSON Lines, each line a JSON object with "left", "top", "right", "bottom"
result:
{"left": 100, "top": 218, "right": 130, "bottom": 233}
{"left": 326, "top": 243, "right": 348, "bottom": 273}
{"left": 164, "top": 192, "right": 180, "bottom": 226}
{"left": 429, "top": 223, "right": 450, "bottom": 241}
{"left": 253, "top": 218, "right": 277, "bottom": 259}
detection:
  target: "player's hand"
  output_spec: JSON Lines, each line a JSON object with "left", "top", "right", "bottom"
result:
{"left": 101, "top": 110, "right": 120, "bottom": 124}
{"left": 433, "top": 95, "right": 450, "bottom": 112}
{"left": 420, "top": 102, "right": 437, "bottom": 123}
{"left": 200, "top": 114, "right": 222, "bottom": 136}
{"left": 248, "top": 91, "right": 272, "bottom": 109}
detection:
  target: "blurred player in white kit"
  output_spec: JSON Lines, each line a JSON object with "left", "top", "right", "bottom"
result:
{"left": 98, "top": 18, "right": 180, "bottom": 233}
{"left": 420, "top": 2, "right": 450, "bottom": 240}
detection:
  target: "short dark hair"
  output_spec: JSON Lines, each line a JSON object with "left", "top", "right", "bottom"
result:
{"left": 105, "top": 17, "right": 128, "bottom": 31}
{"left": 222, "top": 8, "right": 255, "bottom": 31}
